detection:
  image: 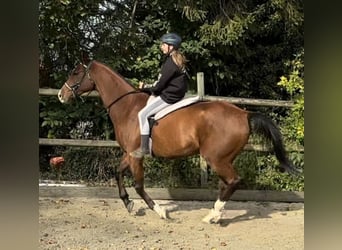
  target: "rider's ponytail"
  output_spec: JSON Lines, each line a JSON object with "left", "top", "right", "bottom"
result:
{"left": 171, "top": 50, "right": 187, "bottom": 71}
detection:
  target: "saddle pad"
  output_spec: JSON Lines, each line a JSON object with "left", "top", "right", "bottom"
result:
{"left": 154, "top": 95, "right": 200, "bottom": 120}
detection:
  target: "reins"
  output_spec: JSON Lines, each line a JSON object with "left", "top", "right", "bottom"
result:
{"left": 106, "top": 90, "right": 141, "bottom": 111}
{"left": 82, "top": 61, "right": 143, "bottom": 111}
{"left": 67, "top": 60, "right": 143, "bottom": 110}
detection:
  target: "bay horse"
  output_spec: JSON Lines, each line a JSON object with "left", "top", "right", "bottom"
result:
{"left": 58, "top": 60, "right": 299, "bottom": 223}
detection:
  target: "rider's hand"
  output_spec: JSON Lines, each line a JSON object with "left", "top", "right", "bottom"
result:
{"left": 138, "top": 81, "right": 145, "bottom": 89}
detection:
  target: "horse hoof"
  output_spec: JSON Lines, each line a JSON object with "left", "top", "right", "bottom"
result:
{"left": 202, "top": 216, "right": 221, "bottom": 224}
{"left": 126, "top": 200, "right": 134, "bottom": 213}
{"left": 153, "top": 204, "right": 167, "bottom": 219}
{"left": 202, "top": 209, "right": 221, "bottom": 224}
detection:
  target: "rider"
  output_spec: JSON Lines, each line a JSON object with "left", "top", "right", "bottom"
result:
{"left": 130, "top": 32, "right": 188, "bottom": 158}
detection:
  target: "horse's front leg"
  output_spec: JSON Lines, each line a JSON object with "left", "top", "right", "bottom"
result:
{"left": 130, "top": 157, "right": 167, "bottom": 219}
{"left": 115, "top": 155, "right": 134, "bottom": 212}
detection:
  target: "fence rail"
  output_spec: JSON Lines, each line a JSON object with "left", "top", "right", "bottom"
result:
{"left": 39, "top": 186, "right": 304, "bottom": 202}
{"left": 39, "top": 88, "right": 294, "bottom": 107}
{"left": 39, "top": 138, "right": 304, "bottom": 152}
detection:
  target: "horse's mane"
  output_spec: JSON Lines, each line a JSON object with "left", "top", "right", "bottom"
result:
{"left": 93, "top": 60, "right": 137, "bottom": 89}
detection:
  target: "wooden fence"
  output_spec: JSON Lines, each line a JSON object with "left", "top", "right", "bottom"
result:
{"left": 39, "top": 186, "right": 304, "bottom": 202}
{"left": 39, "top": 73, "right": 303, "bottom": 187}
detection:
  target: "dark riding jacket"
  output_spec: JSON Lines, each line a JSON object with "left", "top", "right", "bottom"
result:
{"left": 141, "top": 55, "right": 187, "bottom": 104}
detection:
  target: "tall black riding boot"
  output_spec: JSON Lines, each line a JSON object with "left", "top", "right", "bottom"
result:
{"left": 130, "top": 135, "right": 150, "bottom": 158}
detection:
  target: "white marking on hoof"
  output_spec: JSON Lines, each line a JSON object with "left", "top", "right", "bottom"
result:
{"left": 202, "top": 209, "right": 222, "bottom": 224}
{"left": 202, "top": 199, "right": 226, "bottom": 224}
{"left": 153, "top": 203, "right": 167, "bottom": 219}
{"left": 214, "top": 199, "right": 226, "bottom": 211}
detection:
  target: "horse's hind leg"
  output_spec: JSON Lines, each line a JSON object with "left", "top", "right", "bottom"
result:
{"left": 115, "top": 155, "right": 134, "bottom": 212}
{"left": 202, "top": 160, "right": 240, "bottom": 224}
{"left": 130, "top": 158, "right": 167, "bottom": 219}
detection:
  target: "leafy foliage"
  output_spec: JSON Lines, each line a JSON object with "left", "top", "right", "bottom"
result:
{"left": 40, "top": 147, "right": 303, "bottom": 191}
{"left": 277, "top": 49, "right": 304, "bottom": 144}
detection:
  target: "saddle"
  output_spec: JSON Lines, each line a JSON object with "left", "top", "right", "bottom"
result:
{"left": 148, "top": 95, "right": 200, "bottom": 136}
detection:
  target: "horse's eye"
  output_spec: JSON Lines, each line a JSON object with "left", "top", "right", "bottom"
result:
{"left": 70, "top": 69, "right": 81, "bottom": 76}
{"left": 68, "top": 69, "right": 78, "bottom": 76}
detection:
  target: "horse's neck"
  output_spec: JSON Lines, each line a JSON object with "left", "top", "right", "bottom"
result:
{"left": 91, "top": 62, "right": 147, "bottom": 147}
{"left": 92, "top": 63, "right": 134, "bottom": 108}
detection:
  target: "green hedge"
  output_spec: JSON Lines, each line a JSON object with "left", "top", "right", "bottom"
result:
{"left": 39, "top": 146, "right": 304, "bottom": 191}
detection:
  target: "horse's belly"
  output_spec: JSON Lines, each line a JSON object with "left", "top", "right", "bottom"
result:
{"left": 151, "top": 126, "right": 199, "bottom": 158}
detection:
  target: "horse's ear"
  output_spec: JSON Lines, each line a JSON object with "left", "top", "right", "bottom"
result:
{"left": 80, "top": 50, "right": 91, "bottom": 65}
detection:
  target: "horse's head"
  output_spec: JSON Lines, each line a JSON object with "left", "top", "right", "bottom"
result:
{"left": 58, "top": 62, "right": 95, "bottom": 104}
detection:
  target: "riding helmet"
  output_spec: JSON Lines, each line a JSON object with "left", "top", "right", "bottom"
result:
{"left": 160, "top": 33, "right": 182, "bottom": 49}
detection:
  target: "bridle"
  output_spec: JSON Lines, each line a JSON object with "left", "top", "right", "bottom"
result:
{"left": 64, "top": 61, "right": 95, "bottom": 102}
{"left": 64, "top": 60, "right": 142, "bottom": 109}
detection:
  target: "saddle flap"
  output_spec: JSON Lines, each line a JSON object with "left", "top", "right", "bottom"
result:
{"left": 154, "top": 95, "right": 200, "bottom": 120}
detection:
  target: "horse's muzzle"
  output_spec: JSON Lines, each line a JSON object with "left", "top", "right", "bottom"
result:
{"left": 57, "top": 89, "right": 66, "bottom": 103}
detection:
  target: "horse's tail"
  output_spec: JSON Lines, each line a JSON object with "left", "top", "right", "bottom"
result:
{"left": 247, "top": 112, "right": 300, "bottom": 175}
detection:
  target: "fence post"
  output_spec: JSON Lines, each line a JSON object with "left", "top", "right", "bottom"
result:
{"left": 199, "top": 156, "right": 208, "bottom": 187}
{"left": 197, "top": 72, "right": 204, "bottom": 100}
